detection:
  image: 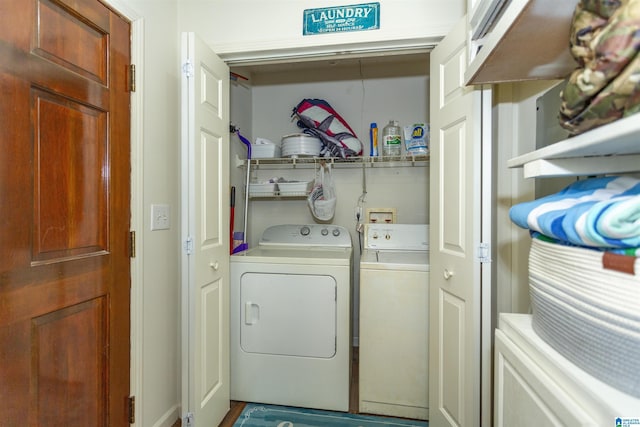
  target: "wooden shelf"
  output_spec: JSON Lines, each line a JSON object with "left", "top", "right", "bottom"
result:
{"left": 465, "top": 0, "right": 579, "bottom": 85}
{"left": 508, "top": 114, "right": 640, "bottom": 178}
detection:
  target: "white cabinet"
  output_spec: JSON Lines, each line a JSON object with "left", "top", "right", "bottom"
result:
{"left": 465, "top": 0, "right": 579, "bottom": 85}
{"left": 495, "top": 314, "right": 640, "bottom": 427}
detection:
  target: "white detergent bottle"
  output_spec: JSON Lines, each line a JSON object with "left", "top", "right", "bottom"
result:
{"left": 382, "top": 120, "right": 402, "bottom": 156}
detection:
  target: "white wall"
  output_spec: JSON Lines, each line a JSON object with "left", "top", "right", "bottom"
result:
{"left": 493, "top": 79, "right": 568, "bottom": 315}
{"left": 178, "top": 0, "right": 464, "bottom": 61}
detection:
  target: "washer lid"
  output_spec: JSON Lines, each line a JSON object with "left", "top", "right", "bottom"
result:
{"left": 360, "top": 249, "right": 429, "bottom": 271}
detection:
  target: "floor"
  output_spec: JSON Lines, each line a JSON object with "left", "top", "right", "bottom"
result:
{"left": 217, "top": 347, "right": 360, "bottom": 427}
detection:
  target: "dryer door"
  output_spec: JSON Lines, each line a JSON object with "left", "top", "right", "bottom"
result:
{"left": 240, "top": 272, "right": 337, "bottom": 358}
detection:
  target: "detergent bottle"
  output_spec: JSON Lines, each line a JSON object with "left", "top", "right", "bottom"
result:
{"left": 382, "top": 120, "right": 402, "bottom": 156}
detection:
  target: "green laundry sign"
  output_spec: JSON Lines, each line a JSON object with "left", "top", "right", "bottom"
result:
{"left": 303, "top": 3, "right": 380, "bottom": 35}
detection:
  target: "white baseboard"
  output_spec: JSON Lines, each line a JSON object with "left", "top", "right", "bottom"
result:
{"left": 152, "top": 404, "right": 180, "bottom": 427}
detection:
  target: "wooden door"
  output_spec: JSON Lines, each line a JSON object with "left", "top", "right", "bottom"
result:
{"left": 0, "top": 0, "right": 132, "bottom": 425}
{"left": 428, "top": 16, "right": 489, "bottom": 427}
{"left": 180, "top": 32, "right": 230, "bottom": 427}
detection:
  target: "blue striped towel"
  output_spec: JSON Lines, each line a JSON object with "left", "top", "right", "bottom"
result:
{"left": 509, "top": 176, "right": 640, "bottom": 250}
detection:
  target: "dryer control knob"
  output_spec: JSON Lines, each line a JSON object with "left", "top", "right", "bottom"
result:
{"left": 300, "top": 226, "right": 311, "bottom": 236}
{"left": 332, "top": 228, "right": 341, "bottom": 237}
{"left": 321, "top": 228, "right": 329, "bottom": 236}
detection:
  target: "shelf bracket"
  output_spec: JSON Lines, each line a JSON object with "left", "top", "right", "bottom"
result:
{"left": 234, "top": 154, "right": 245, "bottom": 168}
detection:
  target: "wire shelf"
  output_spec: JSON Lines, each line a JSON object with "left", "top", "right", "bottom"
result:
{"left": 235, "top": 154, "right": 430, "bottom": 169}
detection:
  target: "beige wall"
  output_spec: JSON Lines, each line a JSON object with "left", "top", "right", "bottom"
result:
{"left": 232, "top": 59, "right": 431, "bottom": 244}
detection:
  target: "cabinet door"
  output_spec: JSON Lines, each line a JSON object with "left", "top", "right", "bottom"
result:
{"left": 494, "top": 330, "right": 597, "bottom": 427}
{"left": 359, "top": 269, "right": 428, "bottom": 419}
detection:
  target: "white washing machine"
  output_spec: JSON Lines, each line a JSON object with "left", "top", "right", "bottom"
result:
{"left": 230, "top": 224, "right": 352, "bottom": 412}
{"left": 359, "top": 223, "right": 430, "bottom": 420}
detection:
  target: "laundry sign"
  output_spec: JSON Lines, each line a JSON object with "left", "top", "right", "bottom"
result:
{"left": 303, "top": 3, "right": 380, "bottom": 35}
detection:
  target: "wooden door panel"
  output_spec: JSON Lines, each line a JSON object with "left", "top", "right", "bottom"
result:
{"left": 33, "top": 88, "right": 108, "bottom": 261}
{"left": 0, "top": 0, "right": 131, "bottom": 425}
{"left": 32, "top": 298, "right": 107, "bottom": 426}
{"left": 35, "top": 0, "right": 109, "bottom": 84}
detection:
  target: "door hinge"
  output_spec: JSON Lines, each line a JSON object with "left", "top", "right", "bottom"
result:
{"left": 182, "top": 60, "right": 194, "bottom": 78}
{"left": 184, "top": 412, "right": 194, "bottom": 427}
{"left": 477, "top": 242, "right": 491, "bottom": 263}
{"left": 127, "top": 396, "right": 135, "bottom": 424}
{"left": 184, "top": 237, "right": 194, "bottom": 255}
{"left": 129, "top": 231, "right": 136, "bottom": 258}
{"left": 129, "top": 64, "right": 136, "bottom": 92}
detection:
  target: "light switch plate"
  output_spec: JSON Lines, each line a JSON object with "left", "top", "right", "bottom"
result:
{"left": 151, "top": 204, "right": 171, "bottom": 231}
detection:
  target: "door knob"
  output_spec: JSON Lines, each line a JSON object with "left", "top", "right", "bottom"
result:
{"left": 210, "top": 261, "right": 219, "bottom": 271}
{"left": 443, "top": 269, "right": 454, "bottom": 280}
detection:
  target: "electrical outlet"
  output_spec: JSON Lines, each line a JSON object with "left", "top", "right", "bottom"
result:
{"left": 366, "top": 208, "right": 397, "bottom": 224}
{"left": 151, "top": 204, "right": 171, "bottom": 231}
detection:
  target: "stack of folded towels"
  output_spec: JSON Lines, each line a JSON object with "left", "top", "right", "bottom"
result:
{"left": 510, "top": 175, "right": 640, "bottom": 255}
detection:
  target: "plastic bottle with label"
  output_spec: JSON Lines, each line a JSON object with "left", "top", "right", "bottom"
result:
{"left": 382, "top": 120, "right": 402, "bottom": 156}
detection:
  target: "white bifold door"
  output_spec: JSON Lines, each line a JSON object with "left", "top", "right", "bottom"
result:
{"left": 428, "top": 16, "right": 493, "bottom": 427}
{"left": 180, "top": 32, "right": 230, "bottom": 427}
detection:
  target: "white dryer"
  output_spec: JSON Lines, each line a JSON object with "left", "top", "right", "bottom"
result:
{"left": 359, "top": 223, "right": 430, "bottom": 420}
{"left": 230, "top": 224, "right": 352, "bottom": 412}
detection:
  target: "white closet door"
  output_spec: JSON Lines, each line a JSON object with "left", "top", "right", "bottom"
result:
{"left": 181, "top": 32, "right": 230, "bottom": 427}
{"left": 429, "top": 16, "right": 490, "bottom": 427}
{"left": 240, "top": 273, "right": 337, "bottom": 358}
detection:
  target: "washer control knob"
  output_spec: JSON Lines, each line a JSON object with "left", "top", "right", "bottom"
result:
{"left": 300, "top": 226, "right": 311, "bottom": 236}
{"left": 372, "top": 232, "right": 379, "bottom": 239}
{"left": 332, "top": 228, "right": 341, "bottom": 237}
{"left": 321, "top": 228, "right": 329, "bottom": 236}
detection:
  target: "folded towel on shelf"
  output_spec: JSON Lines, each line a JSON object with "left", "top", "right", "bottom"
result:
{"left": 510, "top": 176, "right": 640, "bottom": 250}
{"left": 531, "top": 231, "right": 640, "bottom": 257}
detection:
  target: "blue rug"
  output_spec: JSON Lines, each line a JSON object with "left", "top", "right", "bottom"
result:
{"left": 233, "top": 403, "right": 428, "bottom": 427}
